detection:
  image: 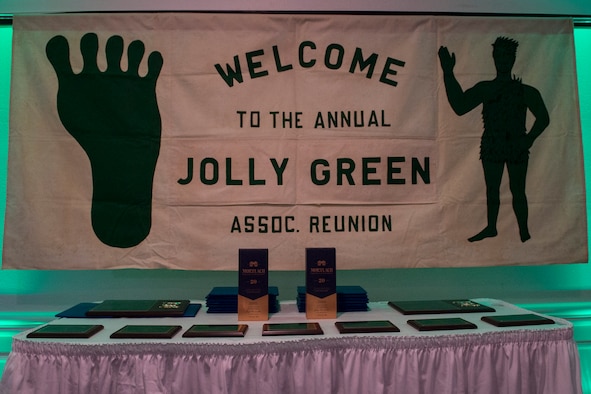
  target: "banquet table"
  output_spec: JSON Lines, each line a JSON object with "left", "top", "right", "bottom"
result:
{"left": 0, "top": 298, "right": 582, "bottom": 394}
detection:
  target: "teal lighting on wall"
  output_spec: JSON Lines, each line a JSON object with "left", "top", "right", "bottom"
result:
{"left": 0, "top": 25, "right": 57, "bottom": 295}
{"left": 0, "top": 24, "right": 9, "bottom": 261}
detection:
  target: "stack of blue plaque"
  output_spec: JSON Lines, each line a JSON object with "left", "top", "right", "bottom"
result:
{"left": 296, "top": 286, "right": 369, "bottom": 313}
{"left": 205, "top": 286, "right": 280, "bottom": 313}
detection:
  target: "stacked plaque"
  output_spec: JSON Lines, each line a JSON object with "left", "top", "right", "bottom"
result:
{"left": 297, "top": 286, "right": 369, "bottom": 313}
{"left": 205, "top": 286, "right": 280, "bottom": 313}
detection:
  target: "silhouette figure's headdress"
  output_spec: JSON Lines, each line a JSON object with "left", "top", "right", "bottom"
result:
{"left": 492, "top": 36, "right": 519, "bottom": 54}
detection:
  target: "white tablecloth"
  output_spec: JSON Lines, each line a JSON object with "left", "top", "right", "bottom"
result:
{"left": 0, "top": 299, "right": 582, "bottom": 394}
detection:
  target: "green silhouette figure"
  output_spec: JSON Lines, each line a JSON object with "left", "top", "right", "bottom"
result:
{"left": 46, "top": 33, "right": 163, "bottom": 248}
{"left": 438, "top": 37, "right": 549, "bottom": 243}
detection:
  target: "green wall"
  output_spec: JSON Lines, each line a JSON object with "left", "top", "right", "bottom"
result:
{"left": 0, "top": 24, "right": 590, "bottom": 309}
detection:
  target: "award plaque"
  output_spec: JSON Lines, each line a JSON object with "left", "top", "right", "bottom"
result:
{"left": 262, "top": 322, "right": 324, "bottom": 336}
{"left": 85, "top": 299, "right": 191, "bottom": 317}
{"left": 388, "top": 299, "right": 495, "bottom": 315}
{"left": 238, "top": 249, "right": 269, "bottom": 321}
{"left": 481, "top": 314, "right": 554, "bottom": 327}
{"left": 110, "top": 325, "right": 182, "bottom": 339}
{"left": 306, "top": 248, "right": 337, "bottom": 319}
{"left": 27, "top": 324, "right": 104, "bottom": 338}
{"left": 205, "top": 286, "right": 280, "bottom": 314}
{"left": 182, "top": 324, "right": 249, "bottom": 337}
{"left": 407, "top": 317, "right": 477, "bottom": 331}
{"left": 335, "top": 320, "right": 400, "bottom": 334}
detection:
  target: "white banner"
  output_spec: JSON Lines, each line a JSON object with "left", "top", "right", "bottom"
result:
{"left": 3, "top": 13, "right": 587, "bottom": 269}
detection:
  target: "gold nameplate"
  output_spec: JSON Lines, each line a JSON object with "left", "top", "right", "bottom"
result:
{"left": 306, "top": 293, "right": 337, "bottom": 319}
{"left": 238, "top": 294, "right": 269, "bottom": 321}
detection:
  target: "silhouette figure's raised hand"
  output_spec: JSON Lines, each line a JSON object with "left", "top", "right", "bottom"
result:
{"left": 438, "top": 46, "right": 456, "bottom": 74}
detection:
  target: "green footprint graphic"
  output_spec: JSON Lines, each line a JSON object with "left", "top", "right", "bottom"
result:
{"left": 46, "top": 33, "right": 163, "bottom": 248}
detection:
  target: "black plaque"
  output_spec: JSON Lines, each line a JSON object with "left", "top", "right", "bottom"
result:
{"left": 182, "top": 324, "right": 249, "bottom": 337}
{"left": 335, "top": 320, "right": 400, "bottom": 334}
{"left": 27, "top": 324, "right": 104, "bottom": 338}
{"left": 389, "top": 299, "right": 495, "bottom": 315}
{"left": 262, "top": 322, "right": 323, "bottom": 336}
{"left": 86, "top": 299, "right": 191, "bottom": 317}
{"left": 110, "top": 325, "right": 182, "bottom": 339}
{"left": 407, "top": 317, "right": 477, "bottom": 331}
{"left": 481, "top": 314, "right": 554, "bottom": 327}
